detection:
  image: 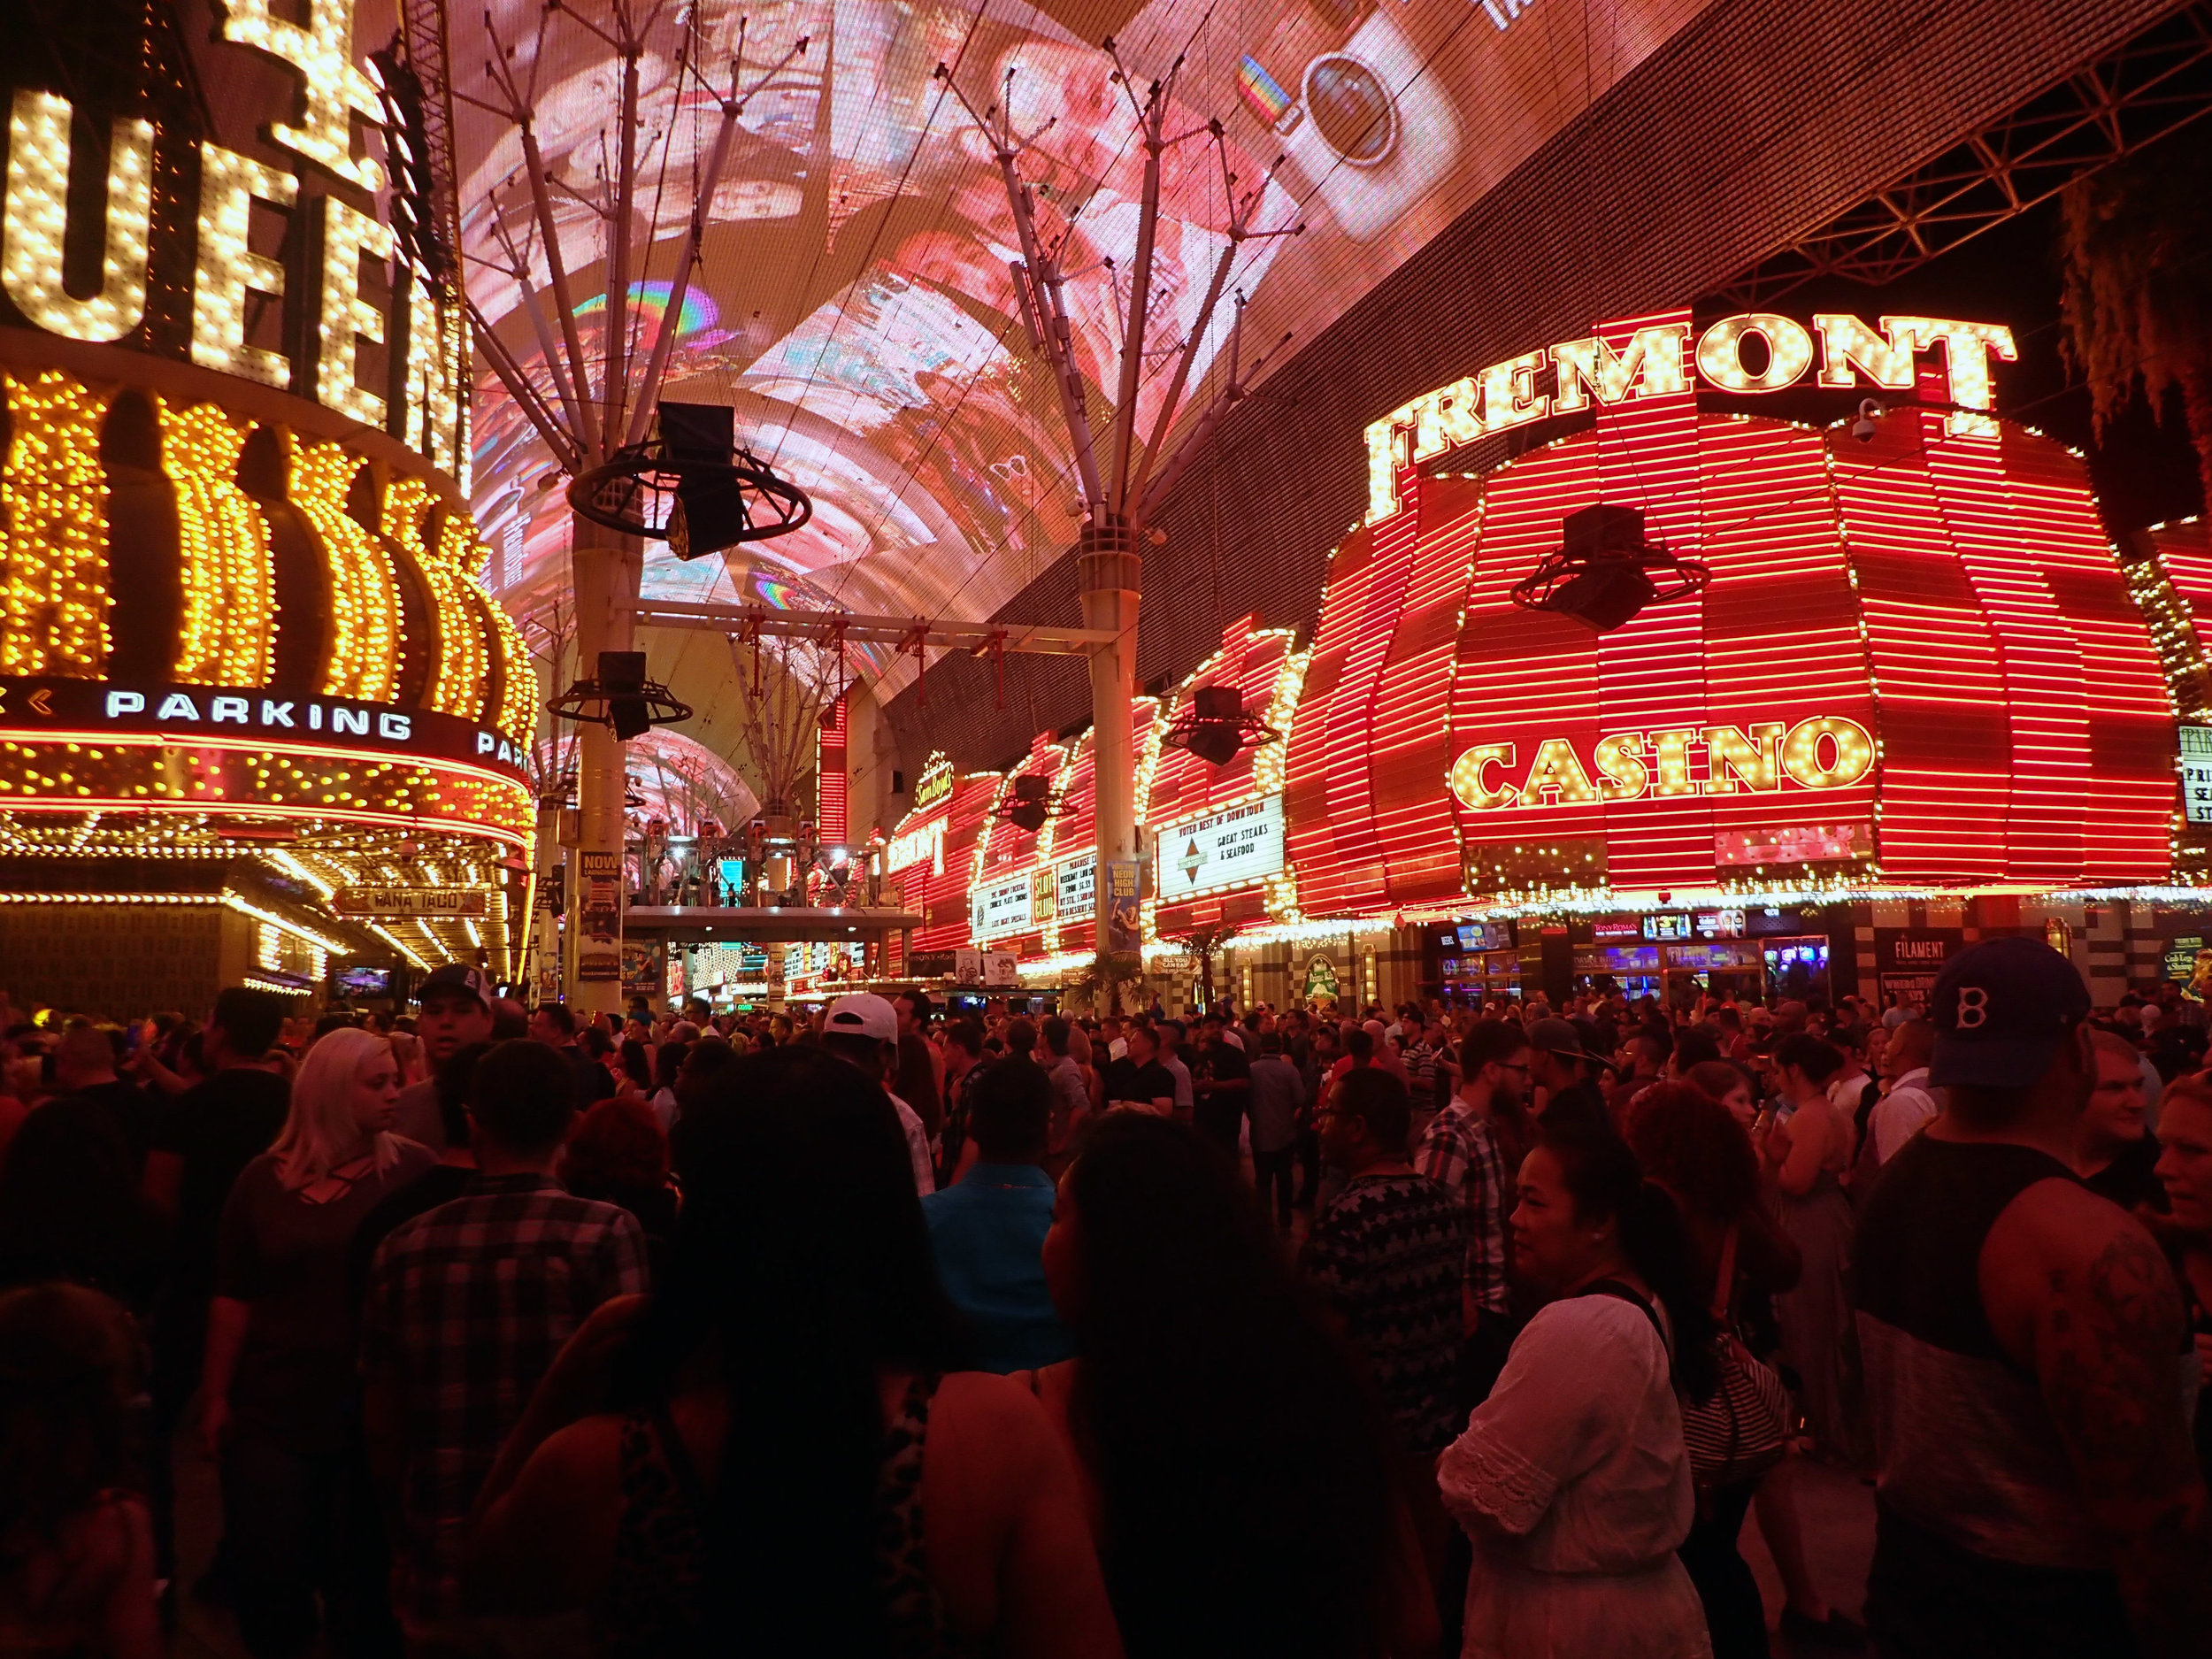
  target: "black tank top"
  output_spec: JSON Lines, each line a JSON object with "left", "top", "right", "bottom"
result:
{"left": 1855, "top": 1135, "right": 2133, "bottom": 1656}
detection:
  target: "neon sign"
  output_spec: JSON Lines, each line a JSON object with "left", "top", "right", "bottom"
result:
{"left": 0, "top": 0, "right": 466, "bottom": 480}
{"left": 1, "top": 676, "right": 528, "bottom": 782}
{"left": 913, "top": 752, "right": 955, "bottom": 811}
{"left": 1364, "top": 312, "right": 2017, "bottom": 523}
{"left": 1448, "top": 716, "right": 1874, "bottom": 812}
{"left": 883, "top": 818, "right": 947, "bottom": 876}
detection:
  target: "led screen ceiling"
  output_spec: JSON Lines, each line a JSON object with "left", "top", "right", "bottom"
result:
{"left": 461, "top": 0, "right": 1714, "bottom": 641}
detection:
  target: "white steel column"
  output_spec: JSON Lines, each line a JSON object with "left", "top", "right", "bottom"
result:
{"left": 1081, "top": 516, "right": 1141, "bottom": 960}
{"left": 570, "top": 531, "right": 641, "bottom": 1017}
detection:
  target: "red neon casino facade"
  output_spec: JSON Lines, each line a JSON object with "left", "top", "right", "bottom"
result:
{"left": 875, "top": 308, "right": 2204, "bottom": 1010}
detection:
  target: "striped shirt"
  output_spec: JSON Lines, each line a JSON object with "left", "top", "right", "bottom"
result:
{"left": 1416, "top": 1100, "right": 1512, "bottom": 1317}
{"left": 362, "top": 1174, "right": 649, "bottom": 1620}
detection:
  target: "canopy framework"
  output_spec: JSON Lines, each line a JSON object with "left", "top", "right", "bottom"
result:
{"left": 929, "top": 39, "right": 1300, "bottom": 975}
{"left": 448, "top": 1, "right": 810, "bottom": 1010}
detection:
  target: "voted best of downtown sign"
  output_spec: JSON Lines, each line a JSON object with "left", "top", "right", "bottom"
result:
{"left": 0, "top": 680, "right": 532, "bottom": 783}
{"left": 1156, "top": 795, "right": 1287, "bottom": 902}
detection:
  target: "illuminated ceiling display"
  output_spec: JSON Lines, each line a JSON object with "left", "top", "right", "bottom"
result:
{"left": 460, "top": 0, "right": 1719, "bottom": 628}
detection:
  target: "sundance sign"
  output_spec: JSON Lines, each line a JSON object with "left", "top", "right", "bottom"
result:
{"left": 1365, "top": 312, "right": 2016, "bottom": 524}
{"left": 1449, "top": 716, "right": 1874, "bottom": 813}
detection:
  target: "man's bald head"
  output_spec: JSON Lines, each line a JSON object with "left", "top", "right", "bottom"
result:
{"left": 1885, "top": 1017, "right": 1935, "bottom": 1074}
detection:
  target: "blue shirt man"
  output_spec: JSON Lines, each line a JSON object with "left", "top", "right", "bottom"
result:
{"left": 921, "top": 1056, "right": 1073, "bottom": 1373}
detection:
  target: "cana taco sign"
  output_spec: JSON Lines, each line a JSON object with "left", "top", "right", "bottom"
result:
{"left": 1450, "top": 716, "right": 1874, "bottom": 813}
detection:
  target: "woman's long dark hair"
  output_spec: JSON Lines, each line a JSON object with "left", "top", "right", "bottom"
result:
{"left": 1064, "top": 1114, "right": 1396, "bottom": 1658}
{"left": 617, "top": 1046, "right": 968, "bottom": 1654}
{"left": 1540, "top": 1121, "right": 1721, "bottom": 1402}
{"left": 0, "top": 1283, "right": 138, "bottom": 1551}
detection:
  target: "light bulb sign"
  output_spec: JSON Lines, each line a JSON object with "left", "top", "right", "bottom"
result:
{"left": 0, "top": 0, "right": 466, "bottom": 482}
{"left": 1448, "top": 718, "right": 1874, "bottom": 812}
{"left": 1364, "top": 311, "right": 2016, "bottom": 524}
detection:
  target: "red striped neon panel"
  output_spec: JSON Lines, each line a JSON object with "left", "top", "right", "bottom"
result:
{"left": 1148, "top": 616, "right": 1297, "bottom": 935}
{"left": 1285, "top": 327, "right": 2172, "bottom": 911}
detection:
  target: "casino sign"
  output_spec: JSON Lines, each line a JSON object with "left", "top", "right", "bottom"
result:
{"left": 1287, "top": 306, "right": 2178, "bottom": 915}
{"left": 0, "top": 2, "right": 534, "bottom": 995}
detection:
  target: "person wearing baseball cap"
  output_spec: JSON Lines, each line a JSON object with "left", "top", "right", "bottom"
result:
{"left": 394, "top": 964, "right": 495, "bottom": 1148}
{"left": 822, "top": 994, "right": 935, "bottom": 1195}
{"left": 1523, "top": 1016, "right": 1615, "bottom": 1135}
{"left": 1854, "top": 935, "right": 2208, "bottom": 1655}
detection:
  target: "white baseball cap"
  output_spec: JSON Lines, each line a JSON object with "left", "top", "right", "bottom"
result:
{"left": 825, "top": 993, "right": 896, "bottom": 1045}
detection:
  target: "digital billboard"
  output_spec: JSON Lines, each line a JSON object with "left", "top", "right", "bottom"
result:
{"left": 460, "top": 0, "right": 1721, "bottom": 632}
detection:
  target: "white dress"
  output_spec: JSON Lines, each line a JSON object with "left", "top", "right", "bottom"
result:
{"left": 1438, "top": 1295, "right": 1712, "bottom": 1659}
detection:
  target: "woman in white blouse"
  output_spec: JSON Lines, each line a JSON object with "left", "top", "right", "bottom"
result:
{"left": 1439, "top": 1121, "right": 1719, "bottom": 1658}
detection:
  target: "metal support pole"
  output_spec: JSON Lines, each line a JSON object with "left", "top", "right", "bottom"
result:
{"left": 571, "top": 524, "right": 641, "bottom": 1018}
{"left": 529, "top": 795, "right": 563, "bottom": 1002}
{"left": 1081, "top": 516, "right": 1141, "bottom": 971}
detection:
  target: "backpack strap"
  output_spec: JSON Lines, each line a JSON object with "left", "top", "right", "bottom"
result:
{"left": 1578, "top": 1278, "right": 1671, "bottom": 1364}
{"left": 1710, "top": 1221, "right": 1740, "bottom": 1324}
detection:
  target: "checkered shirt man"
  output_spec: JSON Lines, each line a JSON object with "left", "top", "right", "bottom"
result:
{"left": 361, "top": 1173, "right": 649, "bottom": 1621}
{"left": 1415, "top": 1101, "right": 1511, "bottom": 1319}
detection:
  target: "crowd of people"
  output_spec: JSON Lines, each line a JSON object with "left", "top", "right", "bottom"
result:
{"left": 0, "top": 945, "right": 2208, "bottom": 1658}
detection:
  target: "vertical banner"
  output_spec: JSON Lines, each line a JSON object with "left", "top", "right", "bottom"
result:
{"left": 578, "top": 849, "right": 621, "bottom": 982}
{"left": 817, "top": 697, "right": 849, "bottom": 844}
{"left": 534, "top": 864, "right": 565, "bottom": 1002}
{"left": 1106, "top": 860, "right": 1143, "bottom": 956}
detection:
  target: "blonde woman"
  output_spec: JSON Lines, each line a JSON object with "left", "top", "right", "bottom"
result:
{"left": 199, "top": 1026, "right": 432, "bottom": 1657}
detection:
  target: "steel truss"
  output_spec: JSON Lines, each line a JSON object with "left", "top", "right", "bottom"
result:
{"left": 1717, "top": 3, "right": 2212, "bottom": 305}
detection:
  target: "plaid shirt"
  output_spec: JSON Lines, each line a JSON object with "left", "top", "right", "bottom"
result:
{"left": 361, "top": 1173, "right": 649, "bottom": 1621}
{"left": 1415, "top": 1100, "right": 1511, "bottom": 1317}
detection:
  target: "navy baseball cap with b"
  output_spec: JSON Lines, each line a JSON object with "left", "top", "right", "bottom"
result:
{"left": 417, "top": 963, "right": 493, "bottom": 1012}
{"left": 1927, "top": 935, "right": 2090, "bottom": 1089}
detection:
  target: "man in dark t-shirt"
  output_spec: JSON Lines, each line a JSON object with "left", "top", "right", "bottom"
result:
{"left": 1102, "top": 1024, "right": 1176, "bottom": 1115}
{"left": 1194, "top": 1017, "right": 1251, "bottom": 1152}
{"left": 149, "top": 1064, "right": 291, "bottom": 1302}
{"left": 54, "top": 1024, "right": 162, "bottom": 1174}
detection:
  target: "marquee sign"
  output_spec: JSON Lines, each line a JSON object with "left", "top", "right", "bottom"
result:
{"left": 970, "top": 872, "right": 1033, "bottom": 941}
{"left": 1364, "top": 311, "right": 2016, "bottom": 524}
{"left": 1056, "top": 856, "right": 1095, "bottom": 920}
{"left": 1156, "top": 794, "right": 1287, "bottom": 901}
{"left": 1448, "top": 718, "right": 1874, "bottom": 812}
{"left": 2184, "top": 726, "right": 2212, "bottom": 827}
{"left": 331, "top": 886, "right": 490, "bottom": 918}
{"left": 0, "top": 678, "right": 532, "bottom": 785}
{"left": 0, "top": 0, "right": 466, "bottom": 480}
